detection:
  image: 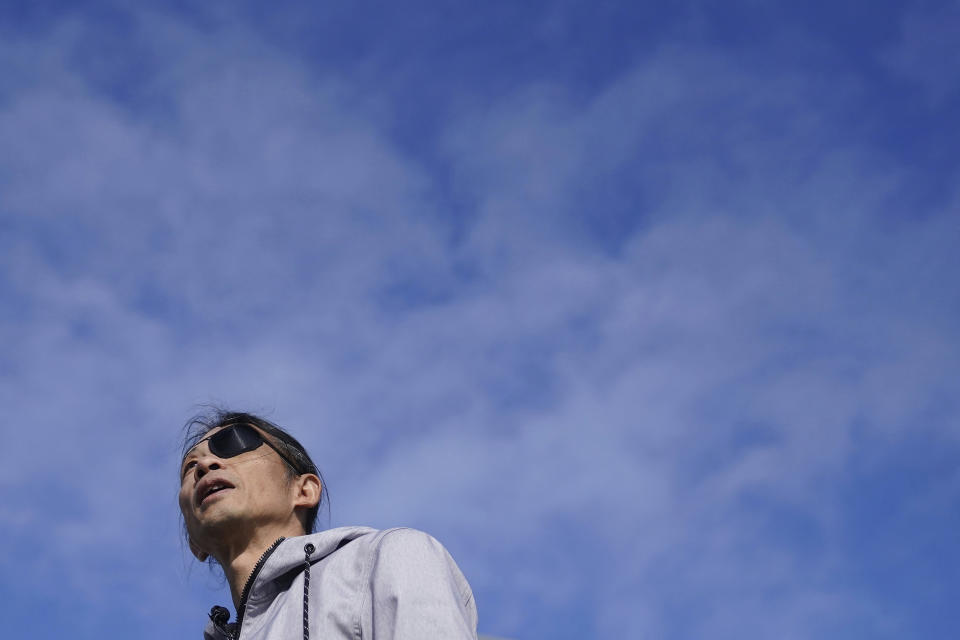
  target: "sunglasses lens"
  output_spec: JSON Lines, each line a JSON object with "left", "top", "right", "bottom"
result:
{"left": 208, "top": 424, "right": 264, "bottom": 458}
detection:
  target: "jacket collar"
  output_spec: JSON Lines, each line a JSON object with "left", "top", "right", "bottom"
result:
{"left": 204, "top": 526, "right": 377, "bottom": 639}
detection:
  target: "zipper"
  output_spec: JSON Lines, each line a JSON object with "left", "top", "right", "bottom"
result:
{"left": 233, "top": 537, "right": 286, "bottom": 639}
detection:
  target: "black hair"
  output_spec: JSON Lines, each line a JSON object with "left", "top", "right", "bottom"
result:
{"left": 180, "top": 408, "right": 329, "bottom": 559}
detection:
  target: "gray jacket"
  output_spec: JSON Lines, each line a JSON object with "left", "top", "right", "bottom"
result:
{"left": 203, "top": 526, "right": 478, "bottom": 640}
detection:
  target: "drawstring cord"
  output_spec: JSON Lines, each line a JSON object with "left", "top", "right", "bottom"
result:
{"left": 302, "top": 543, "right": 315, "bottom": 640}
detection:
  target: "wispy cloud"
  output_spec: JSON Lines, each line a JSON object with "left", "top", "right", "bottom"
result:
{"left": 1, "top": 4, "right": 957, "bottom": 639}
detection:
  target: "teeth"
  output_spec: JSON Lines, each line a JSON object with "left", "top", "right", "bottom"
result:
{"left": 203, "top": 484, "right": 227, "bottom": 499}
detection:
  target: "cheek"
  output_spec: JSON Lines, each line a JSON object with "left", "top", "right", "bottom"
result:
{"left": 246, "top": 467, "right": 291, "bottom": 507}
{"left": 178, "top": 486, "right": 193, "bottom": 513}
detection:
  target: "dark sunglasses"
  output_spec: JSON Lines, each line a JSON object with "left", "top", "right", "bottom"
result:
{"left": 183, "top": 423, "right": 302, "bottom": 475}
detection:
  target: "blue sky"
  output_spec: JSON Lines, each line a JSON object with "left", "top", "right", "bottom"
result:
{"left": 1, "top": 1, "right": 958, "bottom": 638}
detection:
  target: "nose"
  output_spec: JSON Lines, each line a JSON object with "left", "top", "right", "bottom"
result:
{"left": 194, "top": 454, "right": 222, "bottom": 481}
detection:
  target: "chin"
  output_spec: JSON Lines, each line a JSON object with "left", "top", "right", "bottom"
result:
{"left": 192, "top": 508, "right": 242, "bottom": 537}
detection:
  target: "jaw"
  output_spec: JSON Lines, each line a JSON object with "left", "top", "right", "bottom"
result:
{"left": 184, "top": 493, "right": 246, "bottom": 550}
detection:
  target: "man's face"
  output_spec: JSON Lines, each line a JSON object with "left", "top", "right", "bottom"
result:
{"left": 178, "top": 425, "right": 298, "bottom": 554}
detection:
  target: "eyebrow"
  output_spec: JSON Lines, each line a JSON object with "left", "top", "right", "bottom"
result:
{"left": 180, "top": 437, "right": 211, "bottom": 475}
{"left": 181, "top": 444, "right": 201, "bottom": 465}
{"left": 181, "top": 429, "right": 221, "bottom": 464}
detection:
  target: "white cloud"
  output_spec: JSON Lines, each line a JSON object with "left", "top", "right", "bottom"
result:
{"left": 0, "top": 8, "right": 957, "bottom": 639}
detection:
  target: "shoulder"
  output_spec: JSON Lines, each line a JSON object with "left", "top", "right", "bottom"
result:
{"left": 363, "top": 528, "right": 452, "bottom": 576}
{"left": 370, "top": 527, "right": 446, "bottom": 555}
{"left": 355, "top": 528, "right": 478, "bottom": 637}
{"left": 362, "top": 528, "right": 473, "bottom": 601}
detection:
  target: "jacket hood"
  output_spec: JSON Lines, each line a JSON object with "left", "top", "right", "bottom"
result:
{"left": 207, "top": 526, "right": 378, "bottom": 639}
{"left": 255, "top": 525, "right": 377, "bottom": 587}
{"left": 242, "top": 526, "right": 378, "bottom": 622}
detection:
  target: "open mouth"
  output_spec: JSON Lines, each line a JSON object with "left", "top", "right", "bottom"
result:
{"left": 198, "top": 481, "right": 234, "bottom": 505}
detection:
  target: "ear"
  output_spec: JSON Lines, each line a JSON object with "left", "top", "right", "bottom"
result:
{"left": 189, "top": 537, "right": 210, "bottom": 562}
{"left": 293, "top": 473, "right": 322, "bottom": 511}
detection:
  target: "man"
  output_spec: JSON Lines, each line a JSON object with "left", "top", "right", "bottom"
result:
{"left": 179, "top": 410, "right": 478, "bottom": 639}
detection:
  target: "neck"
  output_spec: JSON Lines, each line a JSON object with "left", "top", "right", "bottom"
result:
{"left": 214, "top": 522, "right": 304, "bottom": 611}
